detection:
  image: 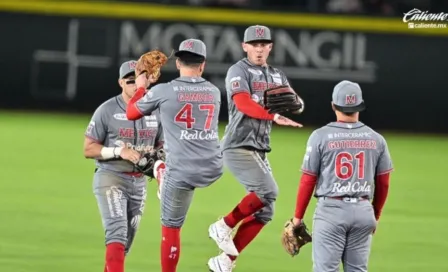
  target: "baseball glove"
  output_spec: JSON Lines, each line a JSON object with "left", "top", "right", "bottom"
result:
{"left": 135, "top": 50, "right": 169, "bottom": 81}
{"left": 264, "top": 85, "right": 304, "bottom": 115}
{"left": 135, "top": 148, "right": 166, "bottom": 178}
{"left": 281, "top": 219, "right": 312, "bottom": 257}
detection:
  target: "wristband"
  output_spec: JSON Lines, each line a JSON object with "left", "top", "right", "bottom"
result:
{"left": 273, "top": 114, "right": 280, "bottom": 121}
{"left": 101, "top": 147, "right": 123, "bottom": 159}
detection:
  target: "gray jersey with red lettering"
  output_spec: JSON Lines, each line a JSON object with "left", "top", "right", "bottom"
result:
{"left": 85, "top": 94, "right": 163, "bottom": 173}
{"left": 135, "top": 76, "right": 223, "bottom": 187}
{"left": 301, "top": 121, "right": 393, "bottom": 199}
{"left": 221, "top": 58, "right": 289, "bottom": 152}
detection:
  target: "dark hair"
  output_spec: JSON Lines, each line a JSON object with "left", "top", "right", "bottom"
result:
{"left": 176, "top": 51, "right": 205, "bottom": 68}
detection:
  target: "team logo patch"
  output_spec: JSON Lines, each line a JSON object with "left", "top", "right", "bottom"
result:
{"left": 345, "top": 94, "right": 356, "bottom": 105}
{"left": 255, "top": 27, "right": 265, "bottom": 38}
{"left": 183, "top": 40, "right": 194, "bottom": 50}
{"left": 232, "top": 81, "right": 240, "bottom": 90}
{"left": 113, "top": 113, "right": 128, "bottom": 121}
{"left": 86, "top": 121, "right": 95, "bottom": 135}
{"left": 129, "top": 61, "right": 137, "bottom": 69}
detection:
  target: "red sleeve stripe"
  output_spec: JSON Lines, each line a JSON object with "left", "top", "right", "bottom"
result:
{"left": 301, "top": 169, "right": 317, "bottom": 176}
{"left": 85, "top": 135, "right": 102, "bottom": 144}
{"left": 377, "top": 168, "right": 394, "bottom": 176}
{"left": 231, "top": 90, "right": 250, "bottom": 96}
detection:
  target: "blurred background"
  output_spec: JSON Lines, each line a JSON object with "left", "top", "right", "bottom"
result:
{"left": 0, "top": 0, "right": 447, "bottom": 271}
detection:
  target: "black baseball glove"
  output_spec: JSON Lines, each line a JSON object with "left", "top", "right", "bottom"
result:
{"left": 135, "top": 148, "right": 166, "bottom": 178}
{"left": 281, "top": 219, "right": 312, "bottom": 257}
{"left": 264, "top": 85, "right": 304, "bottom": 115}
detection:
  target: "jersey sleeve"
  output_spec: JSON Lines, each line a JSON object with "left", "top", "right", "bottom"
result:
{"left": 376, "top": 138, "right": 393, "bottom": 175}
{"left": 301, "top": 131, "right": 321, "bottom": 176}
{"left": 135, "top": 84, "right": 166, "bottom": 115}
{"left": 225, "top": 65, "right": 250, "bottom": 97}
{"left": 155, "top": 111, "right": 164, "bottom": 145}
{"left": 85, "top": 105, "right": 108, "bottom": 143}
{"left": 280, "top": 71, "right": 290, "bottom": 86}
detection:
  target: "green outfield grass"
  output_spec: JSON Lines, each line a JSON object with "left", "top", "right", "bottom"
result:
{"left": 0, "top": 110, "right": 447, "bottom": 272}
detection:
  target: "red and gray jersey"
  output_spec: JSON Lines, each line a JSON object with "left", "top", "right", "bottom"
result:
{"left": 301, "top": 122, "right": 393, "bottom": 199}
{"left": 85, "top": 95, "right": 163, "bottom": 173}
{"left": 135, "top": 76, "right": 223, "bottom": 187}
{"left": 222, "top": 58, "right": 289, "bottom": 152}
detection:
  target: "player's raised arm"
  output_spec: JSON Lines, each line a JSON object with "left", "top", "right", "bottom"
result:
{"left": 127, "top": 76, "right": 165, "bottom": 120}
{"left": 227, "top": 65, "right": 277, "bottom": 121}
{"left": 372, "top": 137, "right": 393, "bottom": 221}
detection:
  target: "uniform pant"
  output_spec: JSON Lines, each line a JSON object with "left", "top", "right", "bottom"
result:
{"left": 223, "top": 148, "right": 279, "bottom": 224}
{"left": 93, "top": 169, "right": 147, "bottom": 255}
{"left": 312, "top": 197, "right": 377, "bottom": 272}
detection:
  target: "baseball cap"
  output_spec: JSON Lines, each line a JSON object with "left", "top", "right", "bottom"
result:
{"left": 244, "top": 25, "right": 272, "bottom": 43}
{"left": 119, "top": 60, "right": 137, "bottom": 79}
{"left": 332, "top": 80, "right": 366, "bottom": 113}
{"left": 174, "top": 39, "right": 207, "bottom": 59}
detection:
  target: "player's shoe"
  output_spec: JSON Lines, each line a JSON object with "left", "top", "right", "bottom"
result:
{"left": 153, "top": 160, "right": 166, "bottom": 200}
{"left": 208, "top": 218, "right": 239, "bottom": 256}
{"left": 208, "top": 252, "right": 236, "bottom": 272}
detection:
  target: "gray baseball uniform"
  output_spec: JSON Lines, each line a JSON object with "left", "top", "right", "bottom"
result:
{"left": 302, "top": 122, "right": 393, "bottom": 272}
{"left": 86, "top": 93, "right": 163, "bottom": 254}
{"left": 221, "top": 57, "right": 289, "bottom": 224}
{"left": 135, "top": 75, "right": 223, "bottom": 228}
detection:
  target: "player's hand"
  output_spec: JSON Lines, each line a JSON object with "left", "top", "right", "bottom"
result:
{"left": 135, "top": 73, "right": 155, "bottom": 89}
{"left": 120, "top": 147, "right": 141, "bottom": 164}
{"left": 292, "top": 217, "right": 303, "bottom": 226}
{"left": 274, "top": 115, "right": 303, "bottom": 128}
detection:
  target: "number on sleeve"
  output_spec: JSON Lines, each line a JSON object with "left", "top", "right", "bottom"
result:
{"left": 335, "top": 151, "right": 365, "bottom": 180}
{"left": 175, "top": 103, "right": 215, "bottom": 130}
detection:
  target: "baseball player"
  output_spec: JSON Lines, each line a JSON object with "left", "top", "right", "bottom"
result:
{"left": 83, "top": 60, "right": 165, "bottom": 272}
{"left": 126, "top": 39, "right": 223, "bottom": 272}
{"left": 207, "top": 25, "right": 303, "bottom": 271}
{"left": 291, "top": 80, "right": 393, "bottom": 272}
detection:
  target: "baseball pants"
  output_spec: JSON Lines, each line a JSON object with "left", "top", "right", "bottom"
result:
{"left": 93, "top": 168, "right": 147, "bottom": 255}
{"left": 312, "top": 197, "right": 377, "bottom": 272}
{"left": 223, "top": 148, "right": 279, "bottom": 224}
{"left": 160, "top": 174, "right": 196, "bottom": 228}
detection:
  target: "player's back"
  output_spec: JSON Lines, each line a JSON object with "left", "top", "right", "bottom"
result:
{"left": 158, "top": 76, "right": 223, "bottom": 187}
{"left": 307, "top": 121, "right": 392, "bottom": 199}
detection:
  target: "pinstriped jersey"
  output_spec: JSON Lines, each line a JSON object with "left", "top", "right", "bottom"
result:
{"left": 85, "top": 94, "right": 163, "bottom": 173}
{"left": 221, "top": 58, "right": 289, "bottom": 152}
{"left": 301, "top": 122, "right": 393, "bottom": 199}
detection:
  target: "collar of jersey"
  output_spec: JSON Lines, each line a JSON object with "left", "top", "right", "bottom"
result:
{"left": 175, "top": 76, "right": 206, "bottom": 83}
{"left": 243, "top": 58, "right": 272, "bottom": 70}
{"left": 327, "top": 121, "right": 365, "bottom": 129}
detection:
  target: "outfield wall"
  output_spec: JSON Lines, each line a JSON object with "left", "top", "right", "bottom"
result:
{"left": 0, "top": 2, "right": 447, "bottom": 133}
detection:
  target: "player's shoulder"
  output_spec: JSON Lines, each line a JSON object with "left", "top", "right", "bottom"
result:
{"left": 94, "top": 96, "right": 120, "bottom": 115}
{"left": 271, "top": 66, "right": 286, "bottom": 75}
{"left": 150, "top": 82, "right": 170, "bottom": 92}
{"left": 364, "top": 125, "right": 387, "bottom": 143}
{"left": 227, "top": 60, "right": 248, "bottom": 74}
{"left": 308, "top": 126, "right": 327, "bottom": 141}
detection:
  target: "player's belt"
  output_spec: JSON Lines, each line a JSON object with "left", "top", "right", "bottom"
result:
{"left": 324, "top": 196, "right": 369, "bottom": 203}
{"left": 123, "top": 172, "right": 144, "bottom": 177}
{"left": 94, "top": 168, "right": 144, "bottom": 178}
